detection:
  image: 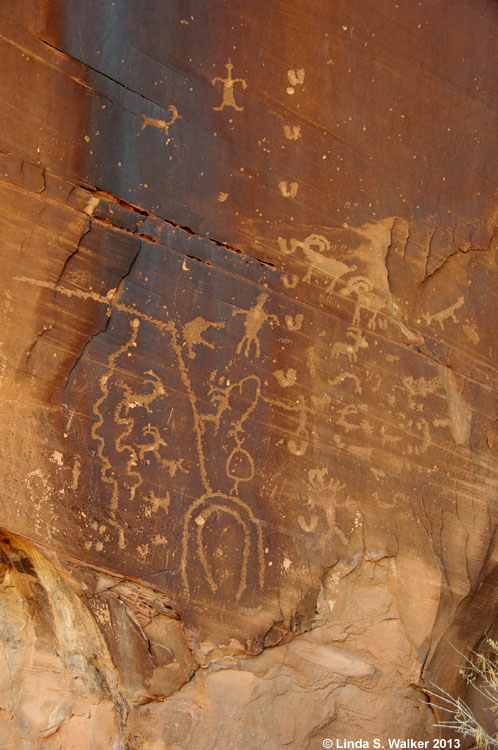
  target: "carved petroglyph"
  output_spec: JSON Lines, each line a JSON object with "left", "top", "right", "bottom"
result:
{"left": 330, "top": 327, "right": 368, "bottom": 364}
{"left": 15, "top": 277, "right": 176, "bottom": 331}
{"left": 306, "top": 346, "right": 317, "bottom": 377}
{"left": 144, "top": 489, "right": 170, "bottom": 515}
{"left": 285, "top": 314, "right": 303, "bottom": 331}
{"left": 423, "top": 296, "right": 464, "bottom": 330}
{"left": 409, "top": 418, "right": 431, "bottom": 455}
{"left": 204, "top": 374, "right": 262, "bottom": 503}
{"left": 232, "top": 293, "right": 278, "bottom": 357}
{"left": 71, "top": 456, "right": 81, "bottom": 490}
{"left": 278, "top": 181, "right": 299, "bottom": 198}
{"left": 288, "top": 69, "right": 305, "bottom": 86}
{"left": 400, "top": 376, "right": 440, "bottom": 410}
{"left": 277, "top": 238, "right": 296, "bottom": 256}
{"left": 305, "top": 469, "right": 348, "bottom": 543}
{"left": 48, "top": 447, "right": 82, "bottom": 492}
{"left": 21, "top": 268, "right": 373, "bottom": 599}
{"left": 266, "top": 388, "right": 312, "bottom": 457}
{"left": 337, "top": 404, "right": 368, "bottom": 433}
{"left": 303, "top": 236, "right": 356, "bottom": 290}
{"left": 91, "top": 318, "right": 141, "bottom": 518}
{"left": 182, "top": 316, "right": 225, "bottom": 359}
{"left": 463, "top": 323, "right": 480, "bottom": 345}
{"left": 273, "top": 368, "right": 297, "bottom": 388}
{"left": 278, "top": 234, "right": 357, "bottom": 292}
{"left": 17, "top": 275, "right": 270, "bottom": 599}
{"left": 182, "top": 367, "right": 265, "bottom": 596}
{"left": 226, "top": 440, "right": 255, "bottom": 484}
{"left": 282, "top": 273, "right": 299, "bottom": 289}
{"left": 286, "top": 68, "right": 304, "bottom": 94}
{"left": 339, "top": 275, "right": 376, "bottom": 327}
{"left": 136, "top": 425, "right": 187, "bottom": 477}
{"left": 140, "top": 106, "right": 182, "bottom": 144}
{"left": 277, "top": 219, "right": 397, "bottom": 328}
{"left": 283, "top": 124, "right": 301, "bottom": 140}
{"left": 308, "top": 467, "right": 334, "bottom": 490}
{"left": 328, "top": 372, "right": 362, "bottom": 394}
{"left": 181, "top": 493, "right": 264, "bottom": 601}
{"left": 205, "top": 375, "right": 261, "bottom": 436}
{"left": 120, "top": 369, "right": 165, "bottom": 413}
{"left": 87, "top": 317, "right": 186, "bottom": 552}
{"left": 297, "top": 514, "right": 318, "bottom": 533}
{"left": 212, "top": 60, "right": 247, "bottom": 111}
{"left": 377, "top": 425, "right": 402, "bottom": 448}
{"left": 396, "top": 413, "right": 432, "bottom": 456}
{"left": 212, "top": 379, "right": 258, "bottom": 474}
{"left": 287, "top": 396, "right": 309, "bottom": 456}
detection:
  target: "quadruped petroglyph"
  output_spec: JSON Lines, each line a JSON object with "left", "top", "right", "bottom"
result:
{"left": 140, "top": 105, "right": 182, "bottom": 145}
{"left": 423, "top": 296, "right": 464, "bottom": 330}
{"left": 277, "top": 221, "right": 397, "bottom": 330}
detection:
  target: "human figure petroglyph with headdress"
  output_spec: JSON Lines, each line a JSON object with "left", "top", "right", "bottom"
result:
{"left": 212, "top": 59, "right": 247, "bottom": 111}
{"left": 232, "top": 293, "right": 279, "bottom": 358}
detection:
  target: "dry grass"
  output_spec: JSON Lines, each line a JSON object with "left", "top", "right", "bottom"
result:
{"left": 428, "top": 640, "right": 498, "bottom": 749}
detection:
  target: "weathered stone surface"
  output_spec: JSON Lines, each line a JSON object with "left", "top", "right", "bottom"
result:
{"left": 0, "top": 0, "right": 497, "bottom": 747}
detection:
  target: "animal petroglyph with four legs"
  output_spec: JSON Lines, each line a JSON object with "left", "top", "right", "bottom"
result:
{"left": 140, "top": 106, "right": 182, "bottom": 144}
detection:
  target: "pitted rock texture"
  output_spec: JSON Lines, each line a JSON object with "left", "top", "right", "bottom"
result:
{"left": 0, "top": 1, "right": 497, "bottom": 747}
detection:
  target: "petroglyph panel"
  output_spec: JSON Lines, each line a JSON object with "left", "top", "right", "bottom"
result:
{"left": 1, "top": 0, "right": 497, "bottom": 687}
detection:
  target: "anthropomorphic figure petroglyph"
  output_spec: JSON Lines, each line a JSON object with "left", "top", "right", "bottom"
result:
{"left": 212, "top": 61, "right": 247, "bottom": 111}
{"left": 232, "top": 293, "right": 278, "bottom": 358}
{"left": 338, "top": 275, "right": 379, "bottom": 327}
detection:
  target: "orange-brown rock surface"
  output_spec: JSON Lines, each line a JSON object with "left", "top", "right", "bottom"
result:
{"left": 0, "top": 1, "right": 497, "bottom": 747}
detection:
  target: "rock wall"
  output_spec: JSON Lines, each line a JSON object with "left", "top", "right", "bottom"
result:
{"left": 0, "top": 1, "right": 497, "bottom": 747}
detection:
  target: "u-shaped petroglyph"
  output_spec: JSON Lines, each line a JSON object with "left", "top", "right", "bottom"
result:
{"left": 181, "top": 493, "right": 265, "bottom": 601}
{"left": 278, "top": 181, "right": 299, "bottom": 198}
{"left": 283, "top": 124, "right": 301, "bottom": 140}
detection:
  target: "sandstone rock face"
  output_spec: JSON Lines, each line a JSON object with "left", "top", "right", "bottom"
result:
{"left": 0, "top": 1, "right": 497, "bottom": 747}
